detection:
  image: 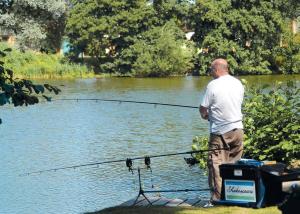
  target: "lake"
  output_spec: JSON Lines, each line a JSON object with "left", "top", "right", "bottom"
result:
{"left": 1, "top": 75, "right": 299, "bottom": 214}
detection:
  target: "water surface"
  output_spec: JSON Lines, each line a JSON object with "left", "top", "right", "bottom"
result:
{"left": 1, "top": 75, "right": 299, "bottom": 214}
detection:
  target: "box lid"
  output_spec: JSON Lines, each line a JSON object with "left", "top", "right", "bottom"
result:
{"left": 236, "top": 159, "right": 264, "bottom": 167}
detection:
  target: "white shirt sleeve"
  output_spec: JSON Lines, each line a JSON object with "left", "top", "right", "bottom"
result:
{"left": 201, "top": 86, "right": 212, "bottom": 108}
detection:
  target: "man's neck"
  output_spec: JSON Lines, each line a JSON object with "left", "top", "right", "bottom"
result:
{"left": 214, "top": 72, "right": 229, "bottom": 79}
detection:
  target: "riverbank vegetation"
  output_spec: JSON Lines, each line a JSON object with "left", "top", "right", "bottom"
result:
{"left": 0, "top": 43, "right": 92, "bottom": 79}
{"left": 192, "top": 80, "right": 300, "bottom": 168}
{"left": 1, "top": 0, "right": 299, "bottom": 78}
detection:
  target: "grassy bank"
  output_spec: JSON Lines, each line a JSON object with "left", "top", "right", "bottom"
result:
{"left": 88, "top": 206, "right": 280, "bottom": 214}
{"left": 1, "top": 43, "right": 93, "bottom": 79}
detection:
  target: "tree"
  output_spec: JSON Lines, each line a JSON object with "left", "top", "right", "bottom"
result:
{"left": 66, "top": 0, "right": 156, "bottom": 73}
{"left": 0, "top": 0, "right": 67, "bottom": 51}
{"left": 66, "top": 0, "right": 195, "bottom": 75}
{"left": 275, "top": 0, "right": 300, "bottom": 20}
{"left": 0, "top": 48, "right": 60, "bottom": 124}
{"left": 153, "top": 0, "right": 193, "bottom": 30}
{"left": 0, "top": 0, "right": 12, "bottom": 14}
{"left": 173, "top": 0, "right": 194, "bottom": 31}
{"left": 125, "top": 21, "right": 194, "bottom": 77}
{"left": 192, "top": 0, "right": 298, "bottom": 75}
{"left": 272, "top": 29, "right": 300, "bottom": 74}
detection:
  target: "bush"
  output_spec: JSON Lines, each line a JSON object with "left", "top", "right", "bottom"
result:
{"left": 123, "top": 21, "right": 195, "bottom": 77}
{"left": 192, "top": 80, "right": 300, "bottom": 169}
{"left": 242, "top": 80, "right": 300, "bottom": 164}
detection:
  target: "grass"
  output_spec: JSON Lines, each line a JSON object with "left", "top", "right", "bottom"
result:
{"left": 87, "top": 206, "right": 281, "bottom": 214}
{"left": 0, "top": 42, "right": 93, "bottom": 79}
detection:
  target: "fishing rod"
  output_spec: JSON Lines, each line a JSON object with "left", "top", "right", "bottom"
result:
{"left": 51, "top": 97, "right": 244, "bottom": 126}
{"left": 20, "top": 147, "right": 228, "bottom": 176}
{"left": 52, "top": 98, "right": 199, "bottom": 109}
{"left": 50, "top": 98, "right": 249, "bottom": 117}
{"left": 52, "top": 98, "right": 249, "bottom": 124}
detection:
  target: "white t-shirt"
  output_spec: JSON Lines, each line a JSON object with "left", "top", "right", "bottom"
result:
{"left": 201, "top": 75, "right": 244, "bottom": 135}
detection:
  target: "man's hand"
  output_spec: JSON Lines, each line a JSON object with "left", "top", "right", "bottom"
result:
{"left": 199, "top": 105, "right": 209, "bottom": 120}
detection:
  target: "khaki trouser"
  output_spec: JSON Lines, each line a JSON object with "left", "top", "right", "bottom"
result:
{"left": 207, "top": 129, "right": 244, "bottom": 201}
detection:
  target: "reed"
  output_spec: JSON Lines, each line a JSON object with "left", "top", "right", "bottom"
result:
{"left": 0, "top": 42, "right": 93, "bottom": 79}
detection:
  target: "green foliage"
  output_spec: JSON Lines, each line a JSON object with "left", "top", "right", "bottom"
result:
{"left": 66, "top": 0, "right": 300, "bottom": 76}
{"left": 192, "top": 0, "right": 299, "bottom": 75}
{"left": 0, "top": 0, "right": 12, "bottom": 14}
{"left": 0, "top": 43, "right": 90, "bottom": 78}
{"left": 66, "top": 0, "right": 155, "bottom": 73}
{"left": 272, "top": 32, "right": 300, "bottom": 74}
{"left": 274, "top": 0, "right": 300, "bottom": 19}
{"left": 2, "top": 0, "right": 299, "bottom": 76}
{"left": 152, "top": 0, "right": 193, "bottom": 28}
{"left": 242, "top": 80, "right": 300, "bottom": 164}
{"left": 191, "top": 136, "right": 209, "bottom": 171}
{"left": 0, "top": 0, "right": 66, "bottom": 51}
{"left": 124, "top": 21, "right": 195, "bottom": 77}
{"left": 0, "top": 48, "right": 60, "bottom": 124}
{"left": 66, "top": 0, "right": 194, "bottom": 76}
{"left": 192, "top": 80, "right": 300, "bottom": 169}
{"left": 64, "top": 0, "right": 299, "bottom": 76}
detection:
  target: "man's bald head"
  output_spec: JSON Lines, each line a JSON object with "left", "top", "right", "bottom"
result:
{"left": 210, "top": 58, "right": 229, "bottom": 78}
{"left": 211, "top": 58, "right": 228, "bottom": 72}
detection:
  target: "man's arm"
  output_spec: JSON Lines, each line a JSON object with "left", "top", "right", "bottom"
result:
{"left": 199, "top": 105, "right": 209, "bottom": 120}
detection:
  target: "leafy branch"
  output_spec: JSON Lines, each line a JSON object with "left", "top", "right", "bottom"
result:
{"left": 0, "top": 48, "right": 61, "bottom": 124}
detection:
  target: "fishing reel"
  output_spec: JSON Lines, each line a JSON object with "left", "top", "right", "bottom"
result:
{"left": 144, "top": 156, "right": 152, "bottom": 172}
{"left": 184, "top": 154, "right": 200, "bottom": 167}
{"left": 126, "top": 156, "right": 152, "bottom": 173}
{"left": 126, "top": 158, "right": 133, "bottom": 173}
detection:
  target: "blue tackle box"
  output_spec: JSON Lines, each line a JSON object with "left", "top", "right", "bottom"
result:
{"left": 216, "top": 159, "right": 266, "bottom": 208}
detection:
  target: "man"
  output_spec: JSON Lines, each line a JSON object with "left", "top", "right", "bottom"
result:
{"left": 199, "top": 58, "right": 244, "bottom": 207}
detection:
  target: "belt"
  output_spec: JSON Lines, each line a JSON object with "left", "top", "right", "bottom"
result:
{"left": 212, "top": 128, "right": 239, "bottom": 136}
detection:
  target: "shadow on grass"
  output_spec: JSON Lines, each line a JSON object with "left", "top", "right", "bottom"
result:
{"left": 85, "top": 205, "right": 281, "bottom": 214}
{"left": 85, "top": 206, "right": 198, "bottom": 214}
